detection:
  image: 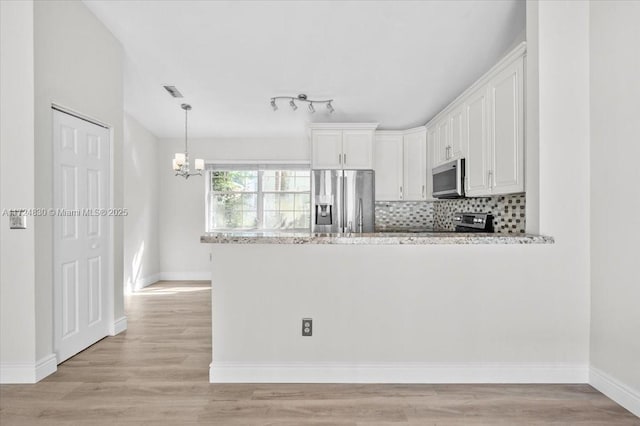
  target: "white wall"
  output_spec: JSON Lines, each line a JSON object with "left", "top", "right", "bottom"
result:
{"left": 206, "top": 0, "right": 593, "bottom": 385}
{"left": 33, "top": 1, "right": 124, "bottom": 361}
{"left": 0, "top": 0, "right": 37, "bottom": 376}
{"left": 124, "top": 114, "right": 160, "bottom": 291}
{"left": 157, "top": 137, "right": 307, "bottom": 278}
{"left": 589, "top": 0, "right": 640, "bottom": 416}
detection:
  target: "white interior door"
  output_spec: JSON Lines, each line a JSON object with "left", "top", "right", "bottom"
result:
{"left": 53, "top": 109, "right": 110, "bottom": 363}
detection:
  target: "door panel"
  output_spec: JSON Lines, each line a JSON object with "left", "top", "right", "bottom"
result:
{"left": 437, "top": 119, "right": 450, "bottom": 165}
{"left": 465, "top": 86, "right": 491, "bottom": 196}
{"left": 449, "top": 104, "right": 466, "bottom": 160}
{"left": 374, "top": 133, "right": 403, "bottom": 200}
{"left": 311, "top": 130, "right": 343, "bottom": 169}
{"left": 53, "top": 109, "right": 110, "bottom": 363}
{"left": 342, "top": 130, "right": 374, "bottom": 169}
{"left": 61, "top": 260, "right": 79, "bottom": 338}
{"left": 403, "top": 130, "right": 427, "bottom": 200}
{"left": 491, "top": 57, "right": 524, "bottom": 194}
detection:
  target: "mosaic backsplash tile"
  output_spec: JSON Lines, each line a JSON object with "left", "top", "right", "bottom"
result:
{"left": 375, "top": 201, "right": 434, "bottom": 230}
{"left": 433, "top": 193, "right": 526, "bottom": 234}
{"left": 374, "top": 193, "right": 526, "bottom": 234}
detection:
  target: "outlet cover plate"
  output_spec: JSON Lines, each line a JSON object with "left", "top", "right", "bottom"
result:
{"left": 302, "top": 318, "right": 312, "bottom": 336}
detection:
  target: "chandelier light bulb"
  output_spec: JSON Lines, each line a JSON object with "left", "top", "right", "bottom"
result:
{"left": 289, "top": 99, "right": 297, "bottom": 111}
{"left": 308, "top": 102, "right": 315, "bottom": 113}
{"left": 270, "top": 98, "right": 277, "bottom": 111}
{"left": 327, "top": 102, "right": 334, "bottom": 114}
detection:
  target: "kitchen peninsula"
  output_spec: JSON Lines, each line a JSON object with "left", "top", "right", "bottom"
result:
{"left": 203, "top": 232, "right": 562, "bottom": 384}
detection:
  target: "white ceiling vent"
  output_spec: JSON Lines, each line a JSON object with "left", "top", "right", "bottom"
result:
{"left": 163, "top": 85, "right": 183, "bottom": 98}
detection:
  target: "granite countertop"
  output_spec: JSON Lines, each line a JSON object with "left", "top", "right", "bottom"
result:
{"left": 201, "top": 231, "right": 554, "bottom": 245}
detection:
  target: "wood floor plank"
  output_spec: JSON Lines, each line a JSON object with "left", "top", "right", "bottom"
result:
{"left": 1, "top": 280, "right": 638, "bottom": 425}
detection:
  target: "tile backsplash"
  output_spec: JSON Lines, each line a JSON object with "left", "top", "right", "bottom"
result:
{"left": 375, "top": 193, "right": 526, "bottom": 234}
{"left": 433, "top": 193, "right": 526, "bottom": 233}
{"left": 375, "top": 201, "right": 434, "bottom": 230}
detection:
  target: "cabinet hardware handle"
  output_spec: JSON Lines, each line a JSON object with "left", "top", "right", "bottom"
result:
{"left": 400, "top": 185, "right": 403, "bottom": 199}
{"left": 422, "top": 185, "right": 425, "bottom": 198}
{"left": 344, "top": 153, "right": 346, "bottom": 165}
{"left": 339, "top": 154, "right": 342, "bottom": 165}
{"left": 488, "top": 170, "right": 493, "bottom": 187}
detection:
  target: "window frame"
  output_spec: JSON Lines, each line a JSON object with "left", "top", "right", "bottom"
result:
{"left": 205, "top": 165, "right": 311, "bottom": 232}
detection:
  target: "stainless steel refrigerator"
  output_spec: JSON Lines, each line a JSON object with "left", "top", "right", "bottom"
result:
{"left": 311, "top": 169, "right": 375, "bottom": 233}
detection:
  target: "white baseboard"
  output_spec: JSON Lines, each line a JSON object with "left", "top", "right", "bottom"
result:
{"left": 159, "top": 272, "right": 211, "bottom": 281}
{"left": 209, "top": 362, "right": 589, "bottom": 384}
{"left": 109, "top": 316, "right": 127, "bottom": 336}
{"left": 134, "top": 273, "right": 160, "bottom": 290}
{"left": 0, "top": 353, "right": 57, "bottom": 384}
{"left": 590, "top": 366, "right": 640, "bottom": 417}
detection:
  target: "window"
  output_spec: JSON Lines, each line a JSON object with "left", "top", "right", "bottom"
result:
{"left": 206, "top": 166, "right": 310, "bottom": 231}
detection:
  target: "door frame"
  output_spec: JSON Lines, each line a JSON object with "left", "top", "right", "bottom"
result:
{"left": 51, "top": 103, "right": 116, "bottom": 359}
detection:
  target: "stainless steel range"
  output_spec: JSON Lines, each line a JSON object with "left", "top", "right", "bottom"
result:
{"left": 452, "top": 212, "right": 494, "bottom": 233}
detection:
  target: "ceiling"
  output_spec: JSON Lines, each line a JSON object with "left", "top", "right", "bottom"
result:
{"left": 84, "top": 0, "right": 525, "bottom": 139}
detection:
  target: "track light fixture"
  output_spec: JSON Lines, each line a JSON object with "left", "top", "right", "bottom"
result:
{"left": 271, "top": 94, "right": 334, "bottom": 114}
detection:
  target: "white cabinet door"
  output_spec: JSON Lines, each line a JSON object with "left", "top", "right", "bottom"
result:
{"left": 436, "top": 118, "right": 450, "bottom": 166}
{"left": 403, "top": 130, "right": 427, "bottom": 200}
{"left": 465, "top": 85, "right": 491, "bottom": 196}
{"left": 374, "top": 133, "right": 403, "bottom": 200}
{"left": 312, "top": 130, "right": 343, "bottom": 169}
{"left": 425, "top": 125, "right": 437, "bottom": 201}
{"left": 490, "top": 57, "right": 524, "bottom": 195}
{"left": 449, "top": 104, "right": 466, "bottom": 160}
{"left": 342, "top": 130, "right": 374, "bottom": 169}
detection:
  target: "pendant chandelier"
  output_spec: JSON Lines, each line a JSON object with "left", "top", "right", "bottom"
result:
{"left": 172, "top": 103, "right": 204, "bottom": 179}
{"left": 270, "top": 94, "right": 334, "bottom": 113}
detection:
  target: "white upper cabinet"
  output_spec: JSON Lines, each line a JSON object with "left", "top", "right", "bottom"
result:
{"left": 436, "top": 118, "right": 450, "bottom": 165}
{"left": 374, "top": 128, "right": 428, "bottom": 201}
{"left": 426, "top": 126, "right": 438, "bottom": 200}
{"left": 403, "top": 129, "right": 427, "bottom": 201}
{"left": 374, "top": 132, "right": 404, "bottom": 200}
{"left": 343, "top": 130, "right": 375, "bottom": 169}
{"left": 464, "top": 85, "right": 490, "bottom": 196}
{"left": 311, "top": 130, "right": 343, "bottom": 169}
{"left": 449, "top": 103, "right": 466, "bottom": 161}
{"left": 310, "top": 124, "right": 378, "bottom": 170}
{"left": 490, "top": 56, "right": 524, "bottom": 195}
{"left": 426, "top": 42, "right": 526, "bottom": 197}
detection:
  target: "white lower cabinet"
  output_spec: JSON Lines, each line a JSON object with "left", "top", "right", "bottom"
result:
{"left": 374, "top": 128, "right": 428, "bottom": 201}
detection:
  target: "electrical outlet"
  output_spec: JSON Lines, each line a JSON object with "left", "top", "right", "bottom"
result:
{"left": 9, "top": 210, "right": 27, "bottom": 229}
{"left": 302, "top": 318, "right": 312, "bottom": 336}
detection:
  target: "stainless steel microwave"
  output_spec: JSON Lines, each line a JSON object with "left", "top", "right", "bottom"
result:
{"left": 432, "top": 158, "right": 465, "bottom": 198}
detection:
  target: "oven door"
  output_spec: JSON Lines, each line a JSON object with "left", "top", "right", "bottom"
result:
{"left": 432, "top": 159, "right": 465, "bottom": 198}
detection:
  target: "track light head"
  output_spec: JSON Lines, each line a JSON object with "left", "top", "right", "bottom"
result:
{"left": 289, "top": 99, "right": 297, "bottom": 111}
{"left": 308, "top": 102, "right": 315, "bottom": 113}
{"left": 327, "top": 102, "right": 334, "bottom": 113}
{"left": 270, "top": 98, "right": 278, "bottom": 111}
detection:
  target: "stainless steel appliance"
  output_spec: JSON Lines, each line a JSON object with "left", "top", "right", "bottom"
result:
{"left": 311, "top": 170, "right": 375, "bottom": 233}
{"left": 432, "top": 158, "right": 465, "bottom": 198}
{"left": 452, "top": 212, "right": 494, "bottom": 232}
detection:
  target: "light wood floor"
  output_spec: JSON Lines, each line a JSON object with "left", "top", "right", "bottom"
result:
{"left": 1, "top": 280, "right": 637, "bottom": 425}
